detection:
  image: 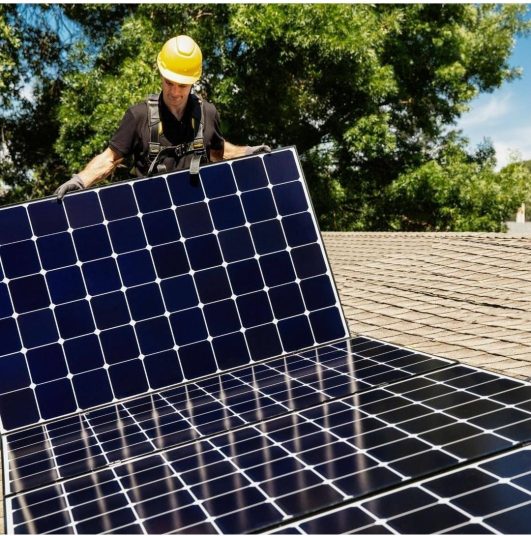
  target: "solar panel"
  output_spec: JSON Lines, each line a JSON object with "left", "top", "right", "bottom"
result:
{"left": 4, "top": 337, "right": 452, "bottom": 495}
{"left": 0, "top": 148, "right": 348, "bottom": 433}
{"left": 281, "top": 445, "right": 531, "bottom": 534}
{"left": 6, "top": 363, "right": 531, "bottom": 534}
{"left": 2, "top": 147, "right": 531, "bottom": 534}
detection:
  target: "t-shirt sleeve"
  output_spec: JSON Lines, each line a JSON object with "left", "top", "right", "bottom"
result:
{"left": 109, "top": 108, "right": 140, "bottom": 157}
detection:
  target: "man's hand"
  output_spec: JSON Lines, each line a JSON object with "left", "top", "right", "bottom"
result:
{"left": 217, "top": 141, "right": 272, "bottom": 161}
{"left": 54, "top": 147, "right": 123, "bottom": 200}
{"left": 245, "top": 144, "right": 272, "bottom": 156}
{"left": 55, "top": 175, "right": 85, "bottom": 201}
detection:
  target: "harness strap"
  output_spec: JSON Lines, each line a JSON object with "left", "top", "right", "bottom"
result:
{"left": 146, "top": 140, "right": 203, "bottom": 177}
{"left": 189, "top": 99, "right": 205, "bottom": 184}
{"left": 145, "top": 93, "right": 206, "bottom": 179}
{"left": 147, "top": 94, "right": 162, "bottom": 160}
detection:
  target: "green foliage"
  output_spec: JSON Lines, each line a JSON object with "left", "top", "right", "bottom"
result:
{"left": 0, "top": 5, "right": 21, "bottom": 109}
{"left": 519, "top": 159, "right": 531, "bottom": 174}
{"left": 0, "top": 4, "right": 530, "bottom": 231}
{"left": 387, "top": 135, "right": 531, "bottom": 231}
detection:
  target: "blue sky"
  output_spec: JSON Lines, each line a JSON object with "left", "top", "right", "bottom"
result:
{"left": 457, "top": 9, "right": 531, "bottom": 169}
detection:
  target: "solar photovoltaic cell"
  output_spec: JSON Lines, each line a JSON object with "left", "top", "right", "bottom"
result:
{"left": 3, "top": 337, "right": 452, "bottom": 494}
{"left": 7, "top": 363, "right": 531, "bottom": 534}
{"left": 0, "top": 148, "right": 349, "bottom": 433}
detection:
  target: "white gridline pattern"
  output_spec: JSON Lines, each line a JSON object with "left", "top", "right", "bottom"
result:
{"left": 4, "top": 336, "right": 452, "bottom": 495}
{"left": 6, "top": 363, "right": 531, "bottom": 534}
{"left": 277, "top": 445, "right": 531, "bottom": 535}
{"left": 0, "top": 148, "right": 349, "bottom": 432}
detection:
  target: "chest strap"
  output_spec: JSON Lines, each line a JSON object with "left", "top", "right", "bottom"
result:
{"left": 189, "top": 99, "right": 205, "bottom": 183}
{"left": 146, "top": 93, "right": 206, "bottom": 181}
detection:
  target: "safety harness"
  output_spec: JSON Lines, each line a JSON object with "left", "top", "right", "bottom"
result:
{"left": 145, "top": 93, "right": 206, "bottom": 181}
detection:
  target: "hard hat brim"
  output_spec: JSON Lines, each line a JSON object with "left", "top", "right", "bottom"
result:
{"left": 157, "top": 56, "right": 201, "bottom": 85}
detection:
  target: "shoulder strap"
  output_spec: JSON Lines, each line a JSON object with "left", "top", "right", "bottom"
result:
{"left": 189, "top": 94, "right": 203, "bottom": 140}
{"left": 189, "top": 95, "right": 206, "bottom": 183}
{"left": 147, "top": 93, "right": 162, "bottom": 159}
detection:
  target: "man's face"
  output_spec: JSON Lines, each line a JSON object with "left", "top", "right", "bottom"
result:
{"left": 161, "top": 77, "right": 192, "bottom": 108}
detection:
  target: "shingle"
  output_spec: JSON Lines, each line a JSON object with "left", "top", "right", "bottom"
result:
{"left": 324, "top": 231, "right": 531, "bottom": 380}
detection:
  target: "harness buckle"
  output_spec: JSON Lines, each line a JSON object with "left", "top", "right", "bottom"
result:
{"left": 148, "top": 142, "right": 161, "bottom": 155}
{"left": 192, "top": 139, "right": 204, "bottom": 151}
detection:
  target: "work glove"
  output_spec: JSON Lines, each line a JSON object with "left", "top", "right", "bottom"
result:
{"left": 55, "top": 175, "right": 85, "bottom": 201}
{"left": 245, "top": 144, "right": 272, "bottom": 156}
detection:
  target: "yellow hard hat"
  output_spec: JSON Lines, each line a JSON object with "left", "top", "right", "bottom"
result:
{"left": 157, "top": 35, "right": 202, "bottom": 84}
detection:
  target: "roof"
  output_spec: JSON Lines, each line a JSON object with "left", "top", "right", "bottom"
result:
{"left": 323, "top": 231, "right": 531, "bottom": 381}
{"left": 3, "top": 231, "right": 531, "bottom": 532}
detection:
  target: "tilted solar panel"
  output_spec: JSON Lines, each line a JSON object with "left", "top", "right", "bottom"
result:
{"left": 0, "top": 148, "right": 348, "bottom": 433}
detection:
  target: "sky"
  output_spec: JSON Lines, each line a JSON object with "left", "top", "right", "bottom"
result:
{"left": 457, "top": 9, "right": 531, "bottom": 170}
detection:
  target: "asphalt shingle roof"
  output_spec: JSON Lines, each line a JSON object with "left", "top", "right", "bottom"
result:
{"left": 323, "top": 232, "right": 531, "bottom": 381}
{"left": 3, "top": 231, "right": 531, "bottom": 532}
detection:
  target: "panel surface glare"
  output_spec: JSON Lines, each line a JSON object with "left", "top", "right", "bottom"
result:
{"left": 0, "top": 148, "right": 348, "bottom": 432}
{"left": 7, "top": 364, "right": 531, "bottom": 534}
{"left": 4, "top": 337, "right": 452, "bottom": 494}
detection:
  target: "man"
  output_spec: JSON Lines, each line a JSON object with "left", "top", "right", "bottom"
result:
{"left": 56, "top": 35, "right": 270, "bottom": 199}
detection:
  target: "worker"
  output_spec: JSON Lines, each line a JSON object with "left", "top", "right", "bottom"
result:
{"left": 55, "top": 35, "right": 270, "bottom": 200}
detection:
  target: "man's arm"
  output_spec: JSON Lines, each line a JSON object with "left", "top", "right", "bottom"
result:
{"left": 210, "top": 141, "right": 244, "bottom": 162}
{"left": 210, "top": 140, "right": 271, "bottom": 162}
{"left": 221, "top": 141, "right": 248, "bottom": 160}
{"left": 55, "top": 147, "right": 124, "bottom": 200}
{"left": 77, "top": 147, "right": 124, "bottom": 188}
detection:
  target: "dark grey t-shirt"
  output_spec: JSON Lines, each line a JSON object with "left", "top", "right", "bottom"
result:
{"left": 109, "top": 93, "right": 224, "bottom": 176}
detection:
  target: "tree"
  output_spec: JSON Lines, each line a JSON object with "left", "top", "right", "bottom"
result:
{"left": 0, "top": 4, "right": 79, "bottom": 201}
{"left": 387, "top": 135, "right": 531, "bottom": 231}
{"left": 1, "top": 4, "right": 530, "bottom": 231}
{"left": 0, "top": 5, "right": 21, "bottom": 110}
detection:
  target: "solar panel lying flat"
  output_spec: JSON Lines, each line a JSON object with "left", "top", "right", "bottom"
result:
{"left": 0, "top": 148, "right": 348, "bottom": 433}
{"left": 279, "top": 446, "right": 531, "bottom": 534}
{"left": 3, "top": 147, "right": 531, "bottom": 534}
{"left": 6, "top": 365, "right": 531, "bottom": 534}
